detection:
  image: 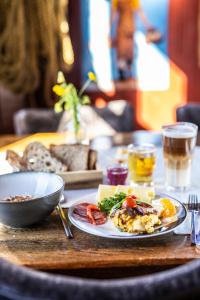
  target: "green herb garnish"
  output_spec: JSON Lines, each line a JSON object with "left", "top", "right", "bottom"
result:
{"left": 98, "top": 192, "right": 127, "bottom": 214}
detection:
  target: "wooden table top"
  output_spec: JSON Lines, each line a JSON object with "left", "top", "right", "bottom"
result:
{"left": 0, "top": 211, "right": 199, "bottom": 273}
{"left": 0, "top": 134, "right": 200, "bottom": 277}
{"left": 0, "top": 135, "right": 24, "bottom": 148}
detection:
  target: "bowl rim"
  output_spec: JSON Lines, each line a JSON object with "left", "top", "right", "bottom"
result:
{"left": 0, "top": 171, "right": 64, "bottom": 204}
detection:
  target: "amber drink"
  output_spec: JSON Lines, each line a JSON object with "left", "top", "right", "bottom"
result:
{"left": 128, "top": 144, "right": 156, "bottom": 186}
{"left": 162, "top": 122, "right": 197, "bottom": 191}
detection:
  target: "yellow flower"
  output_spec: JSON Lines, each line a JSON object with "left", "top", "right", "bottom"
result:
{"left": 52, "top": 84, "right": 65, "bottom": 96}
{"left": 88, "top": 72, "right": 96, "bottom": 81}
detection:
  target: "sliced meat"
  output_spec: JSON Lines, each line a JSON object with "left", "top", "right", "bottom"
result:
{"left": 95, "top": 215, "right": 107, "bottom": 225}
{"left": 73, "top": 213, "right": 91, "bottom": 223}
{"left": 74, "top": 208, "right": 106, "bottom": 220}
{"left": 93, "top": 211, "right": 107, "bottom": 220}
{"left": 74, "top": 208, "right": 87, "bottom": 218}
{"left": 73, "top": 203, "right": 90, "bottom": 217}
{"left": 72, "top": 202, "right": 107, "bottom": 225}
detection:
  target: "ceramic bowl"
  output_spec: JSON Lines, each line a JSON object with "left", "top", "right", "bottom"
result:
{"left": 0, "top": 172, "right": 64, "bottom": 227}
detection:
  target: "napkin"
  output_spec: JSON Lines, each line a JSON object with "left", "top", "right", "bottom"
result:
{"left": 173, "top": 212, "right": 191, "bottom": 235}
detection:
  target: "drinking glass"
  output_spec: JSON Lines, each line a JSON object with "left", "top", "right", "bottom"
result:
{"left": 162, "top": 122, "right": 198, "bottom": 191}
{"left": 128, "top": 143, "right": 156, "bottom": 186}
{"left": 107, "top": 164, "right": 128, "bottom": 185}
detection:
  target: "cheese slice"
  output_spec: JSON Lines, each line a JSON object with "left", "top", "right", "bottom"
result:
{"left": 97, "top": 184, "right": 155, "bottom": 204}
{"left": 97, "top": 184, "right": 117, "bottom": 203}
{"left": 115, "top": 185, "right": 134, "bottom": 195}
{"left": 116, "top": 185, "right": 155, "bottom": 203}
{"left": 133, "top": 186, "right": 155, "bottom": 203}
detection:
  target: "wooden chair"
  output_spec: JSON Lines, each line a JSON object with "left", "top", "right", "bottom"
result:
{"left": 14, "top": 101, "right": 134, "bottom": 136}
{"left": 14, "top": 109, "right": 63, "bottom": 135}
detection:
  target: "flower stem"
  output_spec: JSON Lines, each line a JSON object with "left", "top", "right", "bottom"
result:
{"left": 72, "top": 103, "right": 80, "bottom": 135}
{"left": 79, "top": 79, "right": 91, "bottom": 97}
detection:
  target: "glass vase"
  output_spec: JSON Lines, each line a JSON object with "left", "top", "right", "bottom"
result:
{"left": 58, "top": 110, "right": 88, "bottom": 144}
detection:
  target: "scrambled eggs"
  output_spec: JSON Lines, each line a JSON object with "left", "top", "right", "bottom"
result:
{"left": 111, "top": 208, "right": 161, "bottom": 234}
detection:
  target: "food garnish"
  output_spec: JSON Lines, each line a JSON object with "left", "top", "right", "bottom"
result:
{"left": 97, "top": 185, "right": 155, "bottom": 204}
{"left": 98, "top": 192, "right": 127, "bottom": 214}
{"left": 122, "top": 195, "right": 137, "bottom": 209}
{"left": 160, "top": 198, "right": 176, "bottom": 218}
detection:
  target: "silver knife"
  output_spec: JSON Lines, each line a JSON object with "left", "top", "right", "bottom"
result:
{"left": 57, "top": 204, "right": 73, "bottom": 239}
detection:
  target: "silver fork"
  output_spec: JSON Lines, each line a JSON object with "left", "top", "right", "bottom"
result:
{"left": 188, "top": 194, "right": 199, "bottom": 245}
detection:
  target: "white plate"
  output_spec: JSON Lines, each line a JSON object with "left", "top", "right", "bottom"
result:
{"left": 68, "top": 193, "right": 187, "bottom": 239}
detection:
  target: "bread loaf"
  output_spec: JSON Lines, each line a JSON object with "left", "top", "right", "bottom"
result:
{"left": 50, "top": 144, "right": 90, "bottom": 171}
{"left": 6, "top": 150, "right": 26, "bottom": 171}
{"left": 22, "top": 142, "right": 67, "bottom": 173}
{"left": 6, "top": 142, "right": 98, "bottom": 173}
{"left": 88, "top": 149, "right": 97, "bottom": 170}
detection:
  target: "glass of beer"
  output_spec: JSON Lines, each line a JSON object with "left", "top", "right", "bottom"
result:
{"left": 128, "top": 144, "right": 156, "bottom": 186}
{"left": 162, "top": 122, "right": 198, "bottom": 191}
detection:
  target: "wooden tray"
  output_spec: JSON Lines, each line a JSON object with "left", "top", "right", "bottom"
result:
{"left": 0, "top": 133, "right": 103, "bottom": 189}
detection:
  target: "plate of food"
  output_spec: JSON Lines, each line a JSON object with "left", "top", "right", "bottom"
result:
{"left": 68, "top": 185, "right": 187, "bottom": 239}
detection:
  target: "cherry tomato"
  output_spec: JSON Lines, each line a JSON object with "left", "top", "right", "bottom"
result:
{"left": 130, "top": 195, "right": 137, "bottom": 200}
{"left": 122, "top": 196, "right": 137, "bottom": 208}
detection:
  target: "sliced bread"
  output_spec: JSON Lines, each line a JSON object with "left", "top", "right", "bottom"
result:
{"left": 50, "top": 144, "right": 90, "bottom": 171}
{"left": 6, "top": 150, "right": 26, "bottom": 171}
{"left": 88, "top": 149, "right": 97, "bottom": 170}
{"left": 22, "top": 142, "right": 67, "bottom": 173}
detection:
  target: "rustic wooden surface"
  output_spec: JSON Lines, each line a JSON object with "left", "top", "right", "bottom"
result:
{"left": 0, "top": 135, "right": 24, "bottom": 148}
{"left": 0, "top": 135, "right": 200, "bottom": 276}
{"left": 0, "top": 210, "right": 199, "bottom": 273}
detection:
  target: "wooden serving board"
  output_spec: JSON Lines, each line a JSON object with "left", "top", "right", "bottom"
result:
{"left": 0, "top": 133, "right": 103, "bottom": 189}
{"left": 59, "top": 170, "right": 103, "bottom": 189}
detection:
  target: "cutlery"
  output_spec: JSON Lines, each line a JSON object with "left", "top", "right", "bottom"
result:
{"left": 57, "top": 204, "right": 73, "bottom": 239}
{"left": 154, "top": 219, "right": 178, "bottom": 231}
{"left": 188, "top": 194, "right": 199, "bottom": 245}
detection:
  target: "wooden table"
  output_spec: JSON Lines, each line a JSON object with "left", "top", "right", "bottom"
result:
{"left": 0, "top": 134, "right": 200, "bottom": 278}
{"left": 0, "top": 135, "right": 24, "bottom": 148}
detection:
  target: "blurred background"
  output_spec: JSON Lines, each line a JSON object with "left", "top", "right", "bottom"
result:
{"left": 0, "top": 0, "right": 199, "bottom": 136}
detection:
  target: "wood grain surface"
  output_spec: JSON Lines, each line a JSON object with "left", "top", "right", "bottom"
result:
{"left": 0, "top": 135, "right": 24, "bottom": 148}
{"left": 0, "top": 209, "right": 199, "bottom": 272}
